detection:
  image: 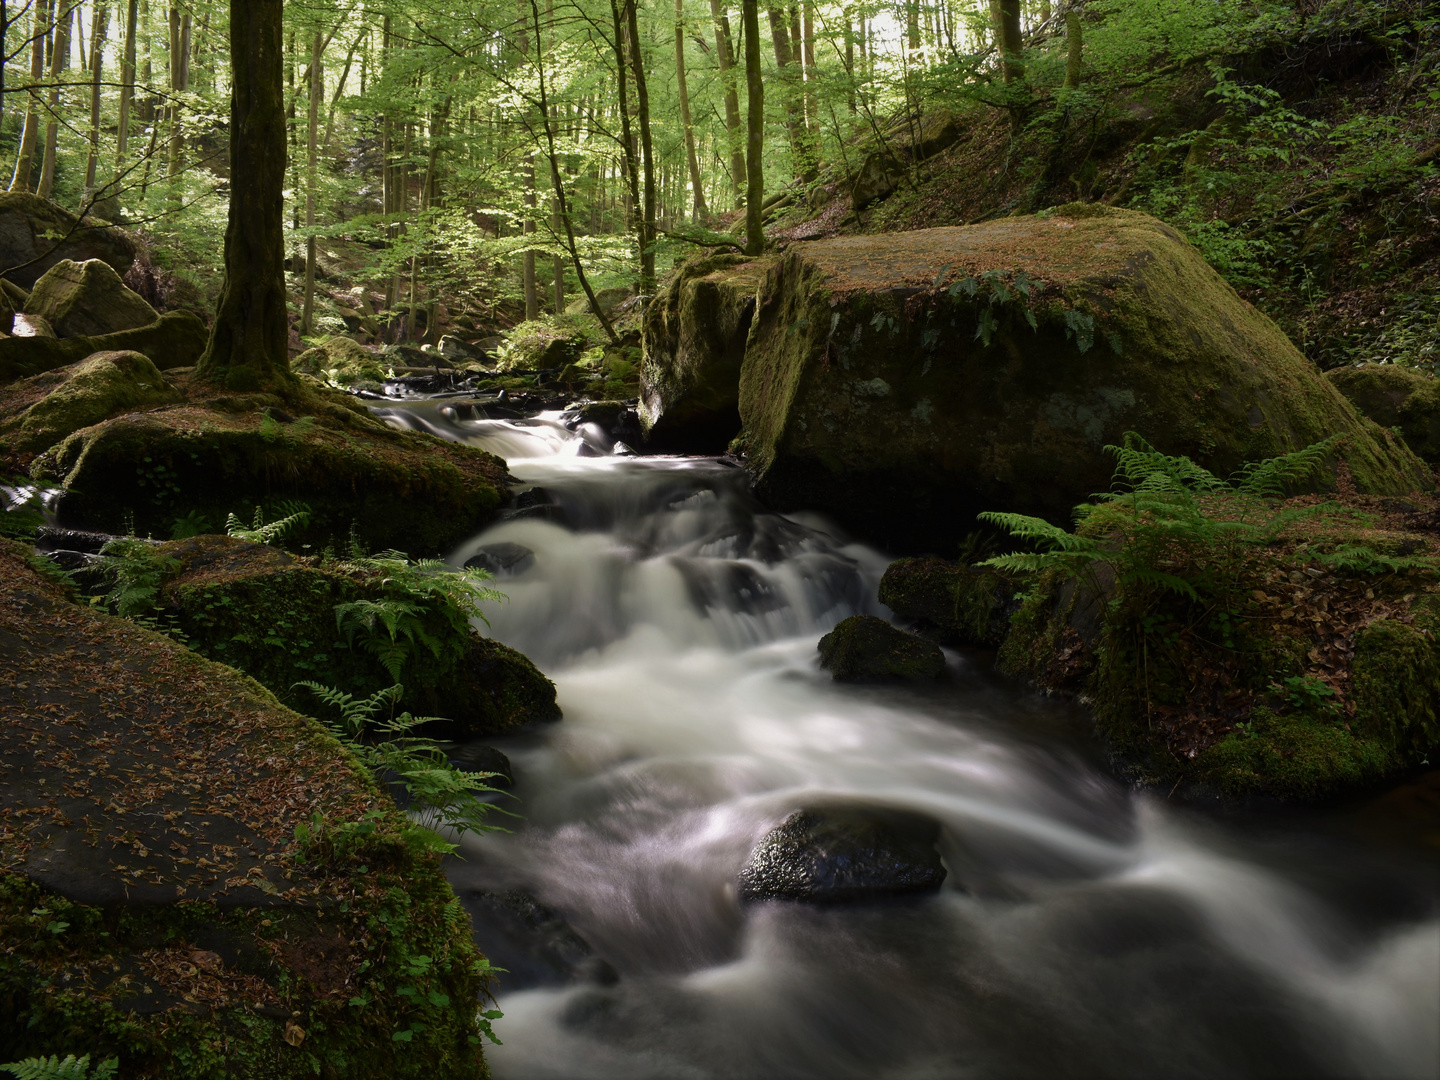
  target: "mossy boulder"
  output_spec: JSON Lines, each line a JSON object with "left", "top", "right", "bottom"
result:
{"left": 639, "top": 253, "right": 775, "bottom": 452}
{"left": 817, "top": 614, "right": 946, "bottom": 681}
{"left": 152, "top": 535, "right": 559, "bottom": 736}
{"left": 293, "top": 336, "right": 389, "bottom": 387}
{"left": 878, "top": 557, "right": 1015, "bottom": 647}
{"left": 565, "top": 285, "right": 633, "bottom": 317}
{"left": 30, "top": 405, "right": 510, "bottom": 557}
{"left": 24, "top": 258, "right": 159, "bottom": 338}
{"left": 498, "top": 316, "right": 589, "bottom": 370}
{"left": 1326, "top": 363, "right": 1440, "bottom": 464}
{"left": 730, "top": 207, "right": 1429, "bottom": 552}
{"left": 0, "top": 540, "right": 490, "bottom": 1077}
{"left": 0, "top": 192, "right": 136, "bottom": 289}
{"left": 0, "top": 309, "right": 207, "bottom": 383}
{"left": 0, "top": 350, "right": 182, "bottom": 458}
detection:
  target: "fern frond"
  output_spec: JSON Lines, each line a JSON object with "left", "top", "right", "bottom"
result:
{"left": 0, "top": 1055, "right": 119, "bottom": 1080}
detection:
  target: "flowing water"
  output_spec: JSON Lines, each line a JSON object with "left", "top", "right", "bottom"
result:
{"left": 380, "top": 400, "right": 1439, "bottom": 1080}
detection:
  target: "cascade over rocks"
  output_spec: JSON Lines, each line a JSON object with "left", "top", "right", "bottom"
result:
{"left": 24, "top": 258, "right": 159, "bottom": 338}
{"left": 658, "top": 207, "right": 1430, "bottom": 553}
{"left": 640, "top": 253, "right": 775, "bottom": 452}
{"left": 738, "top": 806, "right": 948, "bottom": 903}
{"left": 0, "top": 192, "right": 136, "bottom": 289}
{"left": 1326, "top": 363, "right": 1440, "bottom": 464}
{"left": 817, "top": 614, "right": 947, "bottom": 680}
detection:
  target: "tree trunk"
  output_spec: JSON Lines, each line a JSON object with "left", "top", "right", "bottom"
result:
{"left": 625, "top": 0, "right": 656, "bottom": 289}
{"left": 675, "top": 0, "right": 707, "bottom": 219}
{"left": 197, "top": 0, "right": 290, "bottom": 391}
{"left": 610, "top": 0, "right": 642, "bottom": 271}
{"left": 906, "top": 0, "right": 919, "bottom": 49}
{"left": 38, "top": 0, "right": 74, "bottom": 200}
{"left": 766, "top": 8, "right": 806, "bottom": 176}
{"left": 117, "top": 0, "right": 138, "bottom": 167}
{"left": 742, "top": 0, "right": 764, "bottom": 255}
{"left": 85, "top": 2, "right": 109, "bottom": 198}
{"left": 324, "top": 31, "right": 365, "bottom": 151}
{"left": 992, "top": 0, "right": 1023, "bottom": 83}
{"left": 11, "top": 0, "right": 50, "bottom": 192}
{"left": 301, "top": 29, "right": 321, "bottom": 337}
{"left": 845, "top": 12, "right": 855, "bottom": 114}
{"left": 1064, "top": 7, "right": 1082, "bottom": 89}
{"left": 709, "top": 0, "right": 745, "bottom": 207}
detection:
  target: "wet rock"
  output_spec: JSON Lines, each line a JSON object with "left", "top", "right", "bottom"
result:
{"left": 504, "top": 486, "right": 569, "bottom": 526}
{"left": 738, "top": 806, "right": 947, "bottom": 903}
{"left": 640, "top": 253, "right": 775, "bottom": 452}
{"left": 0, "top": 192, "right": 136, "bottom": 289}
{"left": 447, "top": 744, "right": 513, "bottom": 788}
{"left": 34, "top": 526, "right": 120, "bottom": 553}
{"left": 25, "top": 259, "right": 158, "bottom": 338}
{"left": 0, "top": 309, "right": 207, "bottom": 383}
{"left": 879, "top": 557, "right": 1017, "bottom": 647}
{"left": 464, "top": 542, "right": 535, "bottom": 577}
{"left": 817, "top": 614, "right": 946, "bottom": 681}
{"left": 457, "top": 889, "right": 618, "bottom": 991}
{"left": 728, "top": 207, "right": 1429, "bottom": 553}
{"left": 1326, "top": 363, "right": 1440, "bottom": 464}
{"left": 11, "top": 312, "right": 55, "bottom": 338}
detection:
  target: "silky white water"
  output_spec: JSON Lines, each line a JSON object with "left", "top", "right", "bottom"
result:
{"left": 381, "top": 402, "right": 1440, "bottom": 1080}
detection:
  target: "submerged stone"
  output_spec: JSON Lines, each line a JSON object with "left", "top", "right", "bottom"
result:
{"left": 738, "top": 806, "right": 947, "bottom": 903}
{"left": 817, "top": 614, "right": 946, "bottom": 681}
{"left": 464, "top": 542, "right": 536, "bottom": 577}
{"left": 457, "top": 888, "right": 618, "bottom": 991}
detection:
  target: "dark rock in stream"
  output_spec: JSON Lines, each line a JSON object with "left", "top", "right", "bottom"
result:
{"left": 503, "top": 486, "right": 569, "bottom": 526}
{"left": 817, "top": 615, "right": 946, "bottom": 681}
{"left": 464, "top": 542, "right": 536, "bottom": 577}
{"left": 458, "top": 889, "right": 619, "bottom": 991}
{"left": 738, "top": 806, "right": 947, "bottom": 903}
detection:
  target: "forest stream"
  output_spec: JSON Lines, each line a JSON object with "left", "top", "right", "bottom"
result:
{"left": 375, "top": 397, "right": 1439, "bottom": 1080}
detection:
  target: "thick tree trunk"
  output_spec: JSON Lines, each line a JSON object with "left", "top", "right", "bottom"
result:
{"left": 301, "top": 29, "right": 321, "bottom": 337}
{"left": 12, "top": 0, "right": 50, "bottom": 192}
{"left": 1064, "top": 7, "right": 1083, "bottom": 89}
{"left": 85, "top": 2, "right": 109, "bottom": 197}
{"left": 742, "top": 0, "right": 764, "bottom": 255}
{"left": 992, "top": 0, "right": 1023, "bottom": 83}
{"left": 675, "top": 0, "right": 707, "bottom": 218}
{"left": 197, "top": 0, "right": 290, "bottom": 391}
{"left": 38, "top": 0, "right": 74, "bottom": 200}
{"left": 625, "top": 0, "right": 656, "bottom": 289}
{"left": 709, "top": 0, "right": 745, "bottom": 207}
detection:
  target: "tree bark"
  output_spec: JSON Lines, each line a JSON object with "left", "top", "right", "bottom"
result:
{"left": 625, "top": 0, "right": 656, "bottom": 289}
{"left": 991, "top": 0, "right": 1023, "bottom": 83}
{"left": 85, "top": 2, "right": 109, "bottom": 196}
{"left": 12, "top": 0, "right": 50, "bottom": 192}
{"left": 610, "top": 0, "right": 642, "bottom": 274}
{"left": 301, "top": 29, "right": 321, "bottom": 337}
{"left": 675, "top": 0, "right": 707, "bottom": 218}
{"left": 767, "top": 7, "right": 806, "bottom": 176}
{"left": 1064, "top": 7, "right": 1082, "bottom": 89}
{"left": 38, "top": 0, "right": 74, "bottom": 200}
{"left": 709, "top": 0, "right": 745, "bottom": 207}
{"left": 197, "top": 0, "right": 290, "bottom": 391}
{"left": 742, "top": 0, "right": 764, "bottom": 254}
{"left": 116, "top": 0, "right": 138, "bottom": 166}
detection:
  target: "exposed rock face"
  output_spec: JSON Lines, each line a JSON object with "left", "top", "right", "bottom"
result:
{"left": 24, "top": 258, "right": 159, "bottom": 338}
{"left": 457, "top": 889, "right": 618, "bottom": 992}
{"left": 0, "top": 192, "right": 136, "bottom": 289}
{"left": 31, "top": 404, "right": 510, "bottom": 557}
{"left": 0, "top": 309, "right": 207, "bottom": 382}
{"left": 640, "top": 253, "right": 775, "bottom": 452}
{"left": 0, "top": 539, "right": 490, "bottom": 1077}
{"left": 817, "top": 614, "right": 946, "bottom": 681}
{"left": 879, "top": 557, "right": 1017, "bottom": 647}
{"left": 0, "top": 350, "right": 182, "bottom": 457}
{"left": 738, "top": 806, "right": 947, "bottom": 903}
{"left": 1326, "top": 363, "right": 1440, "bottom": 463}
{"left": 731, "top": 207, "right": 1429, "bottom": 552}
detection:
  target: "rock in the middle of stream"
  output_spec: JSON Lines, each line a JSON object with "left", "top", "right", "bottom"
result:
{"left": 739, "top": 806, "right": 947, "bottom": 903}
{"left": 818, "top": 614, "right": 946, "bottom": 681}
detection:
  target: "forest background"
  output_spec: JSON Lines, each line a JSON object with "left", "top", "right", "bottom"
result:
{"left": 0, "top": 0, "right": 1436, "bottom": 374}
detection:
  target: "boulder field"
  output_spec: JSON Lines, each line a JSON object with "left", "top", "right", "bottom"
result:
{"left": 641, "top": 206, "right": 1430, "bottom": 551}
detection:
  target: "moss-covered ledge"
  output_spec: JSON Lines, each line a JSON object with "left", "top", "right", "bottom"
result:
{"left": 0, "top": 539, "right": 493, "bottom": 1077}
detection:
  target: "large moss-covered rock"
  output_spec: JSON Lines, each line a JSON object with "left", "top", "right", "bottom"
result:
{"left": 0, "top": 309, "right": 207, "bottom": 382}
{"left": 293, "top": 336, "right": 389, "bottom": 387}
{"left": 1326, "top": 363, "right": 1440, "bottom": 464}
{"left": 0, "top": 540, "right": 490, "bottom": 1078}
{"left": 817, "top": 614, "right": 946, "bottom": 681}
{"left": 879, "top": 557, "right": 1015, "bottom": 647}
{"left": 640, "top": 253, "right": 775, "bottom": 452}
{"left": 732, "top": 207, "right": 1429, "bottom": 552}
{"left": 153, "top": 535, "right": 560, "bottom": 736}
{"left": 24, "top": 258, "right": 159, "bottom": 338}
{"left": 0, "top": 350, "right": 182, "bottom": 458}
{"left": 0, "top": 192, "right": 136, "bottom": 289}
{"left": 30, "top": 405, "right": 510, "bottom": 557}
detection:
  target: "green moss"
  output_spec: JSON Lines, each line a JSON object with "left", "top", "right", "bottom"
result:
{"left": 817, "top": 614, "right": 946, "bottom": 681}
{"left": 878, "top": 556, "right": 1013, "bottom": 646}
{"left": 1351, "top": 617, "right": 1440, "bottom": 757}
{"left": 0, "top": 310, "right": 208, "bottom": 383}
{"left": 1195, "top": 706, "right": 1393, "bottom": 800}
{"left": 497, "top": 315, "right": 591, "bottom": 370}
{"left": 293, "top": 338, "right": 389, "bottom": 388}
{"left": 1326, "top": 363, "right": 1440, "bottom": 464}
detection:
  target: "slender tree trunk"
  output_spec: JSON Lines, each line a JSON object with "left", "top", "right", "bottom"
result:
{"left": 324, "top": 31, "right": 364, "bottom": 150}
{"left": 1064, "top": 7, "right": 1082, "bottom": 89}
{"left": 709, "top": 0, "right": 744, "bottom": 207}
{"left": 117, "top": 0, "right": 138, "bottom": 167}
{"left": 845, "top": 11, "right": 856, "bottom": 114}
{"left": 38, "top": 0, "right": 74, "bottom": 200}
{"left": 301, "top": 29, "right": 321, "bottom": 337}
{"left": 610, "top": 0, "right": 641, "bottom": 264}
{"left": 11, "top": 0, "right": 50, "bottom": 192}
{"left": 85, "top": 2, "right": 109, "bottom": 197}
{"left": 675, "top": 0, "right": 707, "bottom": 218}
{"left": 198, "top": 0, "right": 290, "bottom": 390}
{"left": 742, "top": 0, "right": 764, "bottom": 254}
{"left": 625, "top": 0, "right": 656, "bottom": 289}
{"left": 766, "top": 7, "right": 805, "bottom": 178}
{"left": 906, "top": 0, "right": 920, "bottom": 49}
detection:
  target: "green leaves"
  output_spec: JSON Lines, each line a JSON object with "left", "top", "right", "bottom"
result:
{"left": 0, "top": 1056, "right": 119, "bottom": 1080}
{"left": 224, "top": 502, "right": 312, "bottom": 545}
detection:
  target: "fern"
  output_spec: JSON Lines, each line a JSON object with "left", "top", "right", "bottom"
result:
{"left": 295, "top": 682, "right": 511, "bottom": 842}
{"left": 1, "top": 1054, "right": 119, "bottom": 1080}
{"left": 95, "top": 538, "right": 180, "bottom": 618}
{"left": 225, "top": 502, "right": 312, "bottom": 545}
